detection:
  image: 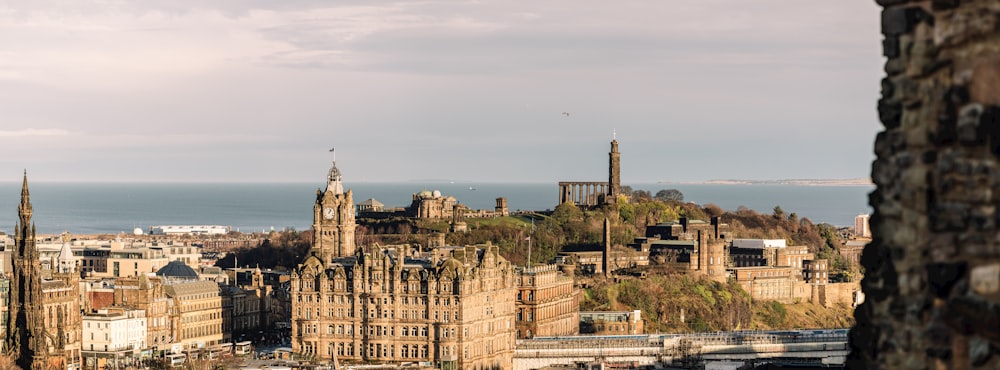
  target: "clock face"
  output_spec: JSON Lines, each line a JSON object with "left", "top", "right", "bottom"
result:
{"left": 323, "top": 207, "right": 335, "bottom": 219}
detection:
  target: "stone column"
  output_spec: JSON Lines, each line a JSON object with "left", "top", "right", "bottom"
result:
{"left": 851, "top": 2, "right": 1000, "bottom": 368}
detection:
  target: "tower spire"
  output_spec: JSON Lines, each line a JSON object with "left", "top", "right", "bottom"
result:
{"left": 326, "top": 148, "right": 344, "bottom": 194}
{"left": 19, "top": 170, "right": 32, "bottom": 226}
{"left": 10, "top": 170, "right": 40, "bottom": 369}
{"left": 607, "top": 136, "right": 621, "bottom": 204}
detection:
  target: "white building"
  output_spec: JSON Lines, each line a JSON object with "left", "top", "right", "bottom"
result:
{"left": 855, "top": 214, "right": 871, "bottom": 238}
{"left": 731, "top": 239, "right": 787, "bottom": 249}
{"left": 150, "top": 225, "right": 230, "bottom": 236}
{"left": 82, "top": 309, "right": 147, "bottom": 368}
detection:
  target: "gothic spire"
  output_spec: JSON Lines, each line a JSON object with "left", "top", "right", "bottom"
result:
{"left": 18, "top": 170, "right": 32, "bottom": 226}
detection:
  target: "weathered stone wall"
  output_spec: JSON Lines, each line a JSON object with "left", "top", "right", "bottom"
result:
{"left": 823, "top": 282, "right": 860, "bottom": 308}
{"left": 851, "top": 1, "right": 1000, "bottom": 368}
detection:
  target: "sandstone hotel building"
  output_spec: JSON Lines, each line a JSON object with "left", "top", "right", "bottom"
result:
{"left": 291, "top": 156, "right": 518, "bottom": 369}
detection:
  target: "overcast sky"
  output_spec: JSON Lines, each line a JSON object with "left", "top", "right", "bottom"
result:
{"left": 0, "top": 1, "right": 883, "bottom": 184}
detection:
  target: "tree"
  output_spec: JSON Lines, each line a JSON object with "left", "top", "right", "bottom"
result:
{"left": 632, "top": 189, "right": 652, "bottom": 201}
{"left": 788, "top": 212, "right": 799, "bottom": 232}
{"left": 620, "top": 185, "right": 633, "bottom": 195}
{"left": 703, "top": 203, "right": 725, "bottom": 218}
{"left": 551, "top": 202, "right": 584, "bottom": 224}
{"left": 655, "top": 189, "right": 685, "bottom": 202}
{"left": 772, "top": 205, "right": 785, "bottom": 219}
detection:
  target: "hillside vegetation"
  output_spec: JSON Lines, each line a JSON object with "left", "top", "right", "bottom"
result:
{"left": 581, "top": 274, "right": 853, "bottom": 332}
{"left": 221, "top": 187, "right": 858, "bottom": 331}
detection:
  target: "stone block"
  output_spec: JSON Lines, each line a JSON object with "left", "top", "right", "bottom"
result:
{"left": 931, "top": 0, "right": 960, "bottom": 11}
{"left": 969, "top": 335, "right": 992, "bottom": 366}
{"left": 884, "top": 36, "right": 901, "bottom": 58}
{"left": 925, "top": 321, "right": 954, "bottom": 359}
{"left": 946, "top": 86, "right": 970, "bottom": 106}
{"left": 929, "top": 233, "right": 958, "bottom": 260}
{"left": 934, "top": 3, "right": 1000, "bottom": 47}
{"left": 873, "top": 159, "right": 900, "bottom": 186}
{"left": 958, "top": 103, "right": 985, "bottom": 145}
{"left": 970, "top": 263, "right": 1000, "bottom": 295}
{"left": 934, "top": 111, "right": 958, "bottom": 146}
{"left": 883, "top": 7, "right": 931, "bottom": 36}
{"left": 971, "top": 205, "right": 995, "bottom": 230}
{"left": 945, "top": 296, "right": 1000, "bottom": 341}
{"left": 886, "top": 57, "right": 907, "bottom": 76}
{"left": 930, "top": 201, "right": 970, "bottom": 231}
{"left": 880, "top": 98, "right": 904, "bottom": 128}
{"left": 906, "top": 39, "right": 945, "bottom": 78}
{"left": 882, "top": 77, "right": 897, "bottom": 98}
{"left": 970, "top": 60, "right": 1000, "bottom": 105}
{"left": 927, "top": 261, "right": 967, "bottom": 297}
{"left": 923, "top": 150, "right": 938, "bottom": 164}
{"left": 877, "top": 131, "right": 908, "bottom": 159}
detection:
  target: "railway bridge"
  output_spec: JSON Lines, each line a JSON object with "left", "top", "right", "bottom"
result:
{"left": 514, "top": 329, "right": 849, "bottom": 369}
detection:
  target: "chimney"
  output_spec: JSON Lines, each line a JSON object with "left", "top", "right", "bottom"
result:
{"left": 697, "top": 230, "right": 704, "bottom": 271}
{"left": 603, "top": 217, "right": 612, "bottom": 278}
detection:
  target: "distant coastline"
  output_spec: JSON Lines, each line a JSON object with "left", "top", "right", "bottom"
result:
{"left": 663, "top": 178, "right": 874, "bottom": 186}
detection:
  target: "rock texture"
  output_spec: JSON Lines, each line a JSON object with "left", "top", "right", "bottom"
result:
{"left": 851, "top": 1, "right": 1000, "bottom": 368}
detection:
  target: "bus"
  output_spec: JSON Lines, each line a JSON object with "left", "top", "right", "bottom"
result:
{"left": 235, "top": 341, "right": 253, "bottom": 356}
{"left": 166, "top": 353, "right": 186, "bottom": 367}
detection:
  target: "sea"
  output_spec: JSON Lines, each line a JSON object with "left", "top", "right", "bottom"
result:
{"left": 0, "top": 182, "right": 874, "bottom": 235}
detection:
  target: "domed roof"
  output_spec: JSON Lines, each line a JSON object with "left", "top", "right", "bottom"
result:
{"left": 156, "top": 260, "right": 199, "bottom": 279}
{"left": 432, "top": 190, "right": 442, "bottom": 198}
{"left": 417, "top": 190, "right": 433, "bottom": 198}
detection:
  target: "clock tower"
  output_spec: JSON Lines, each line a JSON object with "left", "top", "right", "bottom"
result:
{"left": 312, "top": 154, "right": 356, "bottom": 263}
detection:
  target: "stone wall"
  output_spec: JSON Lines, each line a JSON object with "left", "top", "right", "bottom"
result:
{"left": 851, "top": 1, "right": 1000, "bottom": 368}
{"left": 823, "top": 282, "right": 860, "bottom": 308}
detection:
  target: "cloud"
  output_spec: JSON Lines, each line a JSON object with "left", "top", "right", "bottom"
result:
{"left": 0, "top": 129, "right": 72, "bottom": 137}
{"left": 0, "top": 1, "right": 883, "bottom": 183}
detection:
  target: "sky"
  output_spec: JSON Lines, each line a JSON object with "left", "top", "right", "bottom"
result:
{"left": 0, "top": 1, "right": 884, "bottom": 184}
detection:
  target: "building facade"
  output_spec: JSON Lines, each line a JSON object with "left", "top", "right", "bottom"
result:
{"left": 82, "top": 308, "right": 146, "bottom": 369}
{"left": 164, "top": 280, "right": 224, "bottom": 350}
{"left": 557, "top": 138, "right": 623, "bottom": 208}
{"left": 5, "top": 173, "right": 83, "bottom": 370}
{"left": 408, "top": 190, "right": 458, "bottom": 219}
{"left": 312, "top": 158, "right": 356, "bottom": 263}
{"left": 113, "top": 274, "right": 173, "bottom": 352}
{"left": 853, "top": 214, "right": 870, "bottom": 239}
{"left": 291, "top": 157, "right": 518, "bottom": 369}
{"left": 515, "top": 264, "right": 580, "bottom": 339}
{"left": 579, "top": 311, "right": 643, "bottom": 335}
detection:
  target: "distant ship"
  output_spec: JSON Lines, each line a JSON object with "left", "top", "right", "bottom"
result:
{"left": 469, "top": 186, "right": 477, "bottom": 191}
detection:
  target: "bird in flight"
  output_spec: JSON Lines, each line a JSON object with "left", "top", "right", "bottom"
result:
{"left": 561, "top": 112, "right": 570, "bottom": 117}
